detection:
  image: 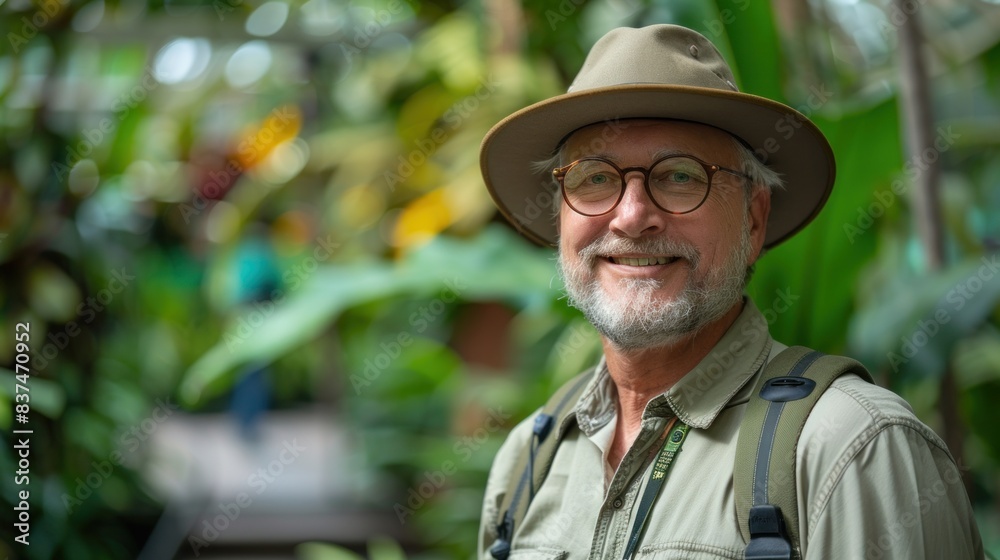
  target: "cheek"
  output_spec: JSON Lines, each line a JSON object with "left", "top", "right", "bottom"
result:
{"left": 684, "top": 206, "right": 745, "bottom": 269}
{"left": 559, "top": 210, "right": 604, "bottom": 251}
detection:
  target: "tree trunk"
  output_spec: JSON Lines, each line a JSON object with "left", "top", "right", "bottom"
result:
{"left": 892, "top": 0, "right": 971, "bottom": 498}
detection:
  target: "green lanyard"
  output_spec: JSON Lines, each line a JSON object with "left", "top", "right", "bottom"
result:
{"left": 622, "top": 419, "right": 691, "bottom": 560}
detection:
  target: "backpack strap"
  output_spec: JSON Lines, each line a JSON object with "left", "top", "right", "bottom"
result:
{"left": 734, "top": 346, "right": 874, "bottom": 559}
{"left": 489, "top": 368, "right": 595, "bottom": 560}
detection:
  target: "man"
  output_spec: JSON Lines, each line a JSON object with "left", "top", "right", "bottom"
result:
{"left": 476, "top": 25, "right": 983, "bottom": 559}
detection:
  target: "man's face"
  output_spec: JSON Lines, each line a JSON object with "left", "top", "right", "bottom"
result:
{"left": 556, "top": 119, "right": 771, "bottom": 350}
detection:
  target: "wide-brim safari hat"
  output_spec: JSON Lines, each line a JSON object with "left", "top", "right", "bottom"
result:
{"left": 480, "top": 24, "right": 835, "bottom": 249}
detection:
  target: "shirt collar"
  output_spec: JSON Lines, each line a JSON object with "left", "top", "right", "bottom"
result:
{"left": 574, "top": 298, "right": 773, "bottom": 434}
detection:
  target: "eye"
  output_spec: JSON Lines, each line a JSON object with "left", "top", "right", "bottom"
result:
{"left": 563, "top": 160, "right": 620, "bottom": 192}
{"left": 651, "top": 157, "right": 709, "bottom": 186}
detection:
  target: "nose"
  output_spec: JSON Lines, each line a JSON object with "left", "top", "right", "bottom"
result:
{"left": 607, "top": 171, "right": 667, "bottom": 238}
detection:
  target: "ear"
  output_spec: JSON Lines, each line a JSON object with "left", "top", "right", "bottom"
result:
{"left": 747, "top": 186, "right": 771, "bottom": 263}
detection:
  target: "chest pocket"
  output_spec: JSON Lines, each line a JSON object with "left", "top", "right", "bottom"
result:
{"left": 508, "top": 548, "right": 568, "bottom": 560}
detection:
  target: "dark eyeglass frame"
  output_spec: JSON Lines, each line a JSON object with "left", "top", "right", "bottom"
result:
{"left": 552, "top": 154, "right": 751, "bottom": 217}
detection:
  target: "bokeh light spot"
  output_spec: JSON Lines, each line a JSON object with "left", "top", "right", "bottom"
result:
{"left": 206, "top": 201, "right": 242, "bottom": 244}
{"left": 154, "top": 38, "right": 212, "bottom": 84}
{"left": 338, "top": 183, "right": 386, "bottom": 231}
{"left": 72, "top": 0, "right": 105, "bottom": 32}
{"left": 257, "top": 138, "right": 309, "bottom": 185}
{"left": 246, "top": 2, "right": 289, "bottom": 37}
{"left": 299, "top": 0, "right": 345, "bottom": 36}
{"left": 68, "top": 159, "right": 100, "bottom": 198}
{"left": 225, "top": 41, "right": 272, "bottom": 89}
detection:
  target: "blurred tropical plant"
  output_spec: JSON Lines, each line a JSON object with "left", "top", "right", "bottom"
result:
{"left": 297, "top": 537, "right": 407, "bottom": 560}
{"left": 0, "top": 0, "right": 998, "bottom": 558}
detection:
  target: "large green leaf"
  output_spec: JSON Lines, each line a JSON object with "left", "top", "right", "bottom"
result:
{"left": 671, "top": 1, "right": 908, "bottom": 356}
{"left": 954, "top": 329, "right": 1000, "bottom": 389}
{"left": 180, "top": 226, "right": 557, "bottom": 406}
{"left": 848, "top": 256, "right": 1000, "bottom": 378}
{"left": 718, "top": 0, "right": 784, "bottom": 101}
{"left": 749, "top": 99, "right": 902, "bottom": 352}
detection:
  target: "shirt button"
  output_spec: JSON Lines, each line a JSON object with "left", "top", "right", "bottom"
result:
{"left": 612, "top": 498, "right": 624, "bottom": 509}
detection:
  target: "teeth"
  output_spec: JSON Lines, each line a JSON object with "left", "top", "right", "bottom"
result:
{"left": 613, "top": 256, "right": 675, "bottom": 266}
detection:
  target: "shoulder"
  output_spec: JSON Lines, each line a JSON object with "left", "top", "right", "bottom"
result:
{"left": 798, "top": 373, "right": 963, "bottom": 530}
{"left": 795, "top": 373, "right": 983, "bottom": 557}
{"left": 802, "top": 372, "right": 950, "bottom": 461}
{"left": 800, "top": 372, "right": 954, "bottom": 492}
{"left": 811, "top": 370, "right": 941, "bottom": 428}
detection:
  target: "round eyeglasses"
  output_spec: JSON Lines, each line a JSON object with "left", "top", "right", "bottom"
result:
{"left": 552, "top": 154, "right": 750, "bottom": 216}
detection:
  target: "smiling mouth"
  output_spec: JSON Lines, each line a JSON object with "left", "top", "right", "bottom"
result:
{"left": 606, "top": 256, "right": 680, "bottom": 266}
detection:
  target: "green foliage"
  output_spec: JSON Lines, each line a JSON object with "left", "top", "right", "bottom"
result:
{"left": 179, "top": 225, "right": 559, "bottom": 405}
{"left": 750, "top": 99, "right": 904, "bottom": 351}
{"left": 0, "top": 0, "right": 998, "bottom": 558}
{"left": 297, "top": 537, "right": 407, "bottom": 560}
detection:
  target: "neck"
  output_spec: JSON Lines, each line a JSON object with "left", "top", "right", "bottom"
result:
{"left": 604, "top": 301, "right": 744, "bottom": 436}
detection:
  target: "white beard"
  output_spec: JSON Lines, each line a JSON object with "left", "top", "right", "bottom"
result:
{"left": 558, "top": 221, "right": 753, "bottom": 351}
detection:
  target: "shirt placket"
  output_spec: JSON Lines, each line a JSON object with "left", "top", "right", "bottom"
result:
{"left": 588, "top": 415, "right": 669, "bottom": 560}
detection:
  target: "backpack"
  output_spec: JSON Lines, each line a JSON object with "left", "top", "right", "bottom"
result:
{"left": 488, "top": 345, "right": 874, "bottom": 560}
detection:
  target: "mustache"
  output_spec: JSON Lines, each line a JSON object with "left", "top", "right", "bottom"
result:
{"left": 576, "top": 233, "right": 701, "bottom": 267}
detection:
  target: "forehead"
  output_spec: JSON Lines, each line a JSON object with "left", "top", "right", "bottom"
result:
{"left": 562, "top": 119, "right": 738, "bottom": 165}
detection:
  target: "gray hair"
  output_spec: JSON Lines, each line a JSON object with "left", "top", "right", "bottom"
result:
{"left": 728, "top": 136, "right": 785, "bottom": 198}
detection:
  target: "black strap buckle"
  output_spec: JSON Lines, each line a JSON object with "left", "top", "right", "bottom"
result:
{"left": 533, "top": 413, "right": 554, "bottom": 440}
{"left": 745, "top": 505, "right": 792, "bottom": 560}
{"left": 489, "top": 538, "right": 511, "bottom": 560}
{"left": 490, "top": 511, "right": 513, "bottom": 559}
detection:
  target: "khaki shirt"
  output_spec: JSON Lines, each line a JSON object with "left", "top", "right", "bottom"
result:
{"left": 478, "top": 300, "right": 984, "bottom": 559}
